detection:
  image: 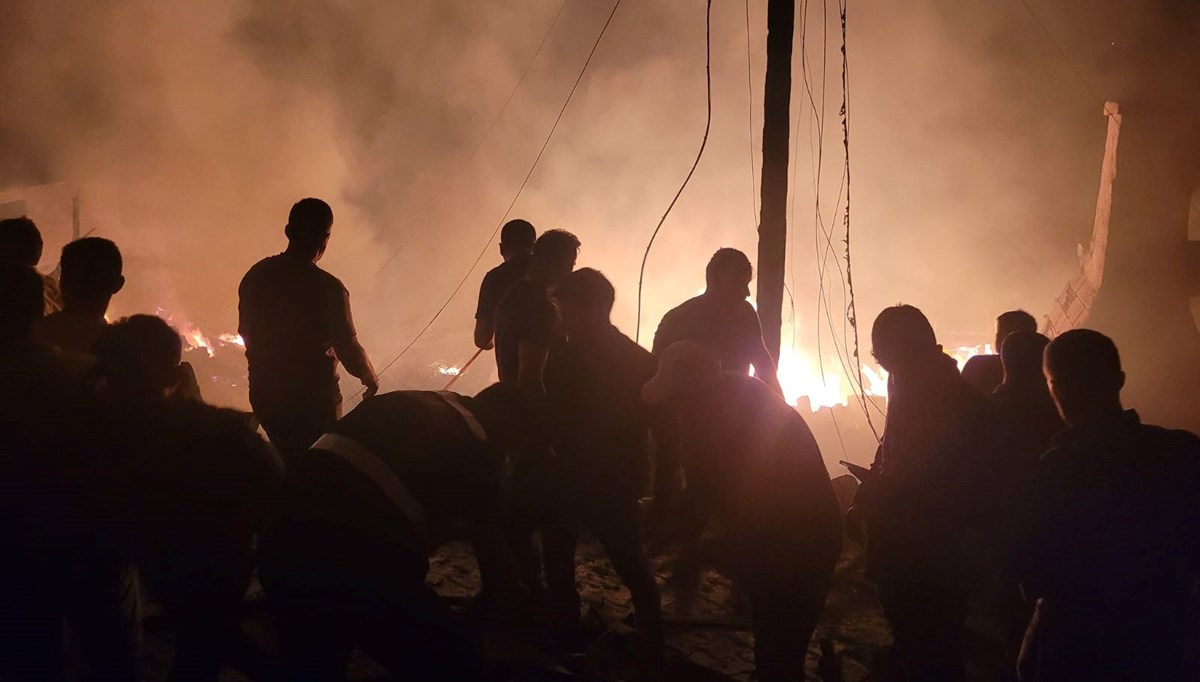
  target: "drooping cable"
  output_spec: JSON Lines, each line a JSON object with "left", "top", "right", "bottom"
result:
{"left": 745, "top": 0, "right": 759, "bottom": 222}
{"left": 373, "top": 0, "right": 571, "bottom": 278}
{"left": 360, "top": 0, "right": 624, "bottom": 396}
{"left": 635, "top": 0, "right": 713, "bottom": 344}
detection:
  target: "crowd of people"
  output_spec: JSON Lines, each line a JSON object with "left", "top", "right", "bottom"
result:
{"left": 0, "top": 198, "right": 1198, "bottom": 682}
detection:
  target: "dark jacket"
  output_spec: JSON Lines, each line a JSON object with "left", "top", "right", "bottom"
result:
{"left": 1017, "top": 411, "right": 1200, "bottom": 682}
{"left": 863, "top": 353, "right": 997, "bottom": 580}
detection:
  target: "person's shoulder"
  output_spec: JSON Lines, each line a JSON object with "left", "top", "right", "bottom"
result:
{"left": 962, "top": 353, "right": 1000, "bottom": 375}
{"left": 1138, "top": 422, "right": 1200, "bottom": 459}
{"left": 240, "top": 254, "right": 282, "bottom": 287}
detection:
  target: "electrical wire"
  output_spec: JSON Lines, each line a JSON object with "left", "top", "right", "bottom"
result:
{"left": 372, "top": 0, "right": 571, "bottom": 278}
{"left": 745, "top": 0, "right": 759, "bottom": 223}
{"left": 358, "top": 0, "right": 625, "bottom": 398}
{"left": 635, "top": 0, "right": 713, "bottom": 344}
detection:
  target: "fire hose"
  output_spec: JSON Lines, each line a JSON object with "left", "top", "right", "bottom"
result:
{"left": 442, "top": 347, "right": 485, "bottom": 391}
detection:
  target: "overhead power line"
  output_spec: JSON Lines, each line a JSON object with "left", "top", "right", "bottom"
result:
{"left": 362, "top": 0, "right": 625, "bottom": 395}
{"left": 373, "top": 0, "right": 571, "bottom": 278}
{"left": 635, "top": 0, "right": 714, "bottom": 344}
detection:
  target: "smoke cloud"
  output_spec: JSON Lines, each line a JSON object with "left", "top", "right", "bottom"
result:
{"left": 1, "top": 0, "right": 1191, "bottom": 414}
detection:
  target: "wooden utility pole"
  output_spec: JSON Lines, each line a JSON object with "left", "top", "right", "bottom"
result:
{"left": 756, "top": 0, "right": 795, "bottom": 363}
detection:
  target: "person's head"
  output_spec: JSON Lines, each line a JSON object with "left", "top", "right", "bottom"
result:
{"left": 641, "top": 340, "right": 722, "bottom": 406}
{"left": 59, "top": 238, "right": 124, "bottom": 313}
{"left": 93, "top": 315, "right": 184, "bottom": 405}
{"left": 996, "top": 309, "right": 1037, "bottom": 351}
{"left": 0, "top": 264, "right": 47, "bottom": 346}
{"left": 499, "top": 219, "right": 536, "bottom": 261}
{"left": 284, "top": 198, "right": 334, "bottom": 262}
{"left": 529, "top": 229, "right": 580, "bottom": 288}
{"left": 870, "top": 305, "right": 939, "bottom": 375}
{"left": 1000, "top": 331, "right": 1050, "bottom": 387}
{"left": 554, "top": 267, "right": 614, "bottom": 339}
{"left": 704, "top": 248, "right": 753, "bottom": 303}
{"left": 1043, "top": 329, "right": 1124, "bottom": 426}
{"left": 471, "top": 382, "right": 553, "bottom": 453}
{"left": 0, "top": 217, "right": 44, "bottom": 268}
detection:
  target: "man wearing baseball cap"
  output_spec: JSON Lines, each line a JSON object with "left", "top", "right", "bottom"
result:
{"left": 642, "top": 341, "right": 841, "bottom": 682}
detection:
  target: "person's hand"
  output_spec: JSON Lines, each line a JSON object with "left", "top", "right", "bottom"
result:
{"left": 362, "top": 374, "right": 380, "bottom": 399}
{"left": 482, "top": 340, "right": 495, "bottom": 351}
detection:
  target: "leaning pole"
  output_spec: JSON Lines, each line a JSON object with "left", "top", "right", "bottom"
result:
{"left": 756, "top": 0, "right": 795, "bottom": 364}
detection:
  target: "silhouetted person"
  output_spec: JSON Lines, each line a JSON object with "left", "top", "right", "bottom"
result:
{"left": 493, "top": 228, "right": 579, "bottom": 392}
{"left": 855, "top": 305, "right": 995, "bottom": 682}
{"left": 642, "top": 341, "right": 841, "bottom": 682}
{"left": 492, "top": 229, "right": 579, "bottom": 590}
{"left": 258, "top": 384, "right": 546, "bottom": 682}
{"left": 0, "top": 216, "right": 62, "bottom": 314}
{"left": 94, "top": 315, "right": 282, "bottom": 682}
{"left": 1017, "top": 329, "right": 1200, "bottom": 682}
{"left": 962, "top": 310, "right": 1038, "bottom": 395}
{"left": 542, "top": 268, "right": 664, "bottom": 676}
{"left": 986, "top": 332, "right": 1063, "bottom": 668}
{"left": 34, "top": 237, "right": 124, "bottom": 354}
{"left": 0, "top": 264, "right": 137, "bottom": 681}
{"left": 474, "top": 219, "right": 536, "bottom": 352}
{"left": 239, "top": 198, "right": 378, "bottom": 459}
{"left": 652, "top": 248, "right": 782, "bottom": 396}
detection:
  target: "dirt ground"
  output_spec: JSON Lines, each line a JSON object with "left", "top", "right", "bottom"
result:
{"left": 125, "top": 473, "right": 1037, "bottom": 681}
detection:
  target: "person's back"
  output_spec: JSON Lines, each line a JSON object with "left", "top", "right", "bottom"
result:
{"left": 494, "top": 278, "right": 557, "bottom": 385}
{"left": 239, "top": 252, "right": 349, "bottom": 405}
{"left": 259, "top": 385, "right": 543, "bottom": 681}
{"left": 991, "top": 332, "right": 1063, "bottom": 476}
{"left": 475, "top": 219, "right": 535, "bottom": 352}
{"left": 238, "top": 198, "right": 377, "bottom": 457}
{"left": 492, "top": 229, "right": 579, "bottom": 389}
{"left": 652, "top": 249, "right": 779, "bottom": 395}
{"left": 34, "top": 237, "right": 125, "bottom": 354}
{"left": 641, "top": 343, "right": 840, "bottom": 681}
{"left": 1022, "top": 415, "right": 1200, "bottom": 680}
{"left": 546, "top": 323, "right": 657, "bottom": 501}
{"left": 1019, "top": 329, "right": 1200, "bottom": 682}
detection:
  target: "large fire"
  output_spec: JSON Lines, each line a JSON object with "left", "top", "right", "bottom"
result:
{"left": 775, "top": 343, "right": 992, "bottom": 412}
{"left": 151, "top": 307, "right": 991, "bottom": 418}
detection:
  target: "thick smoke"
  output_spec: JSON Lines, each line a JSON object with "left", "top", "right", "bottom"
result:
{"left": 0, "top": 0, "right": 1188, "bottom": 412}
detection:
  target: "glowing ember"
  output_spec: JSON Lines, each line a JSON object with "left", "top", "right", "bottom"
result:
{"left": 436, "top": 364, "right": 461, "bottom": 376}
{"left": 217, "top": 333, "right": 245, "bottom": 348}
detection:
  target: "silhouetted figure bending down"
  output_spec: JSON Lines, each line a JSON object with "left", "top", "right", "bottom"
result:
{"left": 239, "top": 198, "right": 378, "bottom": 459}
{"left": 652, "top": 248, "right": 782, "bottom": 396}
{"left": 543, "top": 268, "right": 665, "bottom": 676}
{"left": 93, "top": 315, "right": 282, "bottom": 682}
{"left": 643, "top": 341, "right": 841, "bottom": 682}
{"left": 1017, "top": 329, "right": 1200, "bottom": 682}
{"left": 475, "top": 219, "right": 536, "bottom": 353}
{"left": 258, "top": 385, "right": 547, "bottom": 682}
{"left": 855, "top": 305, "right": 996, "bottom": 682}
{"left": 961, "top": 309, "right": 1037, "bottom": 395}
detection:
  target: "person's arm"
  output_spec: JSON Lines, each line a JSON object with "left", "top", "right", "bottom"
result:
{"left": 744, "top": 306, "right": 784, "bottom": 395}
{"left": 473, "top": 273, "right": 497, "bottom": 350}
{"left": 474, "top": 319, "right": 495, "bottom": 351}
{"left": 330, "top": 285, "right": 379, "bottom": 398}
{"left": 751, "top": 341, "right": 783, "bottom": 396}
